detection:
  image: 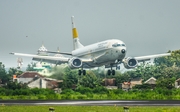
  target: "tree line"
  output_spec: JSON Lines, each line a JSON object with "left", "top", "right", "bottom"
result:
{"left": 0, "top": 50, "right": 180, "bottom": 100}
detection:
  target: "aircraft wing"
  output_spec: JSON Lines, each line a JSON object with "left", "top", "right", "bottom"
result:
{"left": 10, "top": 52, "right": 69, "bottom": 63}
{"left": 10, "top": 52, "right": 92, "bottom": 64}
{"left": 134, "top": 53, "right": 171, "bottom": 62}
{"left": 46, "top": 51, "right": 72, "bottom": 55}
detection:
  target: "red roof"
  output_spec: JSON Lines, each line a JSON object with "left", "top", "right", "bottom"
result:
{"left": 17, "top": 71, "right": 44, "bottom": 78}
{"left": 123, "top": 82, "right": 131, "bottom": 85}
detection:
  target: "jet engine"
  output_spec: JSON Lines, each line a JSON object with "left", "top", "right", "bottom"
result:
{"left": 68, "top": 58, "right": 82, "bottom": 69}
{"left": 123, "top": 57, "right": 138, "bottom": 69}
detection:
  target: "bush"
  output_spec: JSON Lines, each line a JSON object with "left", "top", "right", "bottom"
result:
{"left": 38, "top": 95, "right": 46, "bottom": 100}
{"left": 92, "top": 86, "right": 108, "bottom": 94}
{"left": 61, "top": 89, "right": 75, "bottom": 94}
{"left": 77, "top": 95, "right": 87, "bottom": 99}
{"left": 76, "top": 86, "right": 92, "bottom": 94}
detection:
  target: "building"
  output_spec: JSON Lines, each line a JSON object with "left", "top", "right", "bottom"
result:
{"left": 130, "top": 77, "right": 142, "bottom": 87}
{"left": 33, "top": 45, "right": 65, "bottom": 76}
{"left": 37, "top": 44, "right": 48, "bottom": 56}
{"left": 121, "top": 78, "right": 142, "bottom": 90}
{"left": 27, "top": 77, "right": 46, "bottom": 88}
{"left": 32, "top": 44, "right": 53, "bottom": 76}
{"left": 121, "top": 82, "right": 131, "bottom": 90}
{"left": 16, "top": 71, "right": 44, "bottom": 84}
{"left": 103, "top": 78, "right": 116, "bottom": 86}
{"left": 144, "top": 77, "right": 156, "bottom": 85}
{"left": 13, "top": 71, "right": 62, "bottom": 90}
{"left": 102, "top": 78, "right": 117, "bottom": 89}
{"left": 175, "top": 78, "right": 180, "bottom": 88}
{"left": 33, "top": 62, "right": 52, "bottom": 76}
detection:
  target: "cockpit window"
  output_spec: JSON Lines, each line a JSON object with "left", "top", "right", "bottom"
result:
{"left": 122, "top": 44, "right": 125, "bottom": 46}
{"left": 112, "top": 43, "right": 125, "bottom": 47}
{"left": 112, "top": 43, "right": 118, "bottom": 47}
{"left": 117, "top": 44, "right": 121, "bottom": 46}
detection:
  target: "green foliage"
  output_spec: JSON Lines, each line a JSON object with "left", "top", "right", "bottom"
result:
{"left": 8, "top": 67, "right": 23, "bottom": 76}
{"left": 154, "top": 50, "right": 180, "bottom": 67}
{"left": 49, "top": 66, "right": 65, "bottom": 80}
{"left": 4, "top": 82, "right": 28, "bottom": 90}
{"left": 2, "top": 50, "right": 180, "bottom": 100}
{"left": 78, "top": 71, "right": 100, "bottom": 88}
{"left": 26, "top": 62, "right": 36, "bottom": 71}
{"left": 61, "top": 89, "right": 76, "bottom": 94}
{"left": 62, "top": 67, "right": 78, "bottom": 89}
{"left": 50, "top": 66, "right": 78, "bottom": 89}
{"left": 156, "top": 77, "right": 175, "bottom": 90}
{"left": 0, "top": 85, "right": 55, "bottom": 99}
{"left": 0, "top": 62, "right": 9, "bottom": 84}
{"left": 92, "top": 86, "right": 108, "bottom": 94}
{"left": 0, "top": 67, "right": 23, "bottom": 84}
{"left": 76, "top": 86, "right": 92, "bottom": 94}
{"left": 114, "top": 72, "right": 130, "bottom": 84}
{"left": 1, "top": 105, "right": 180, "bottom": 112}
{"left": 2, "top": 88, "right": 180, "bottom": 100}
{"left": 133, "top": 84, "right": 152, "bottom": 90}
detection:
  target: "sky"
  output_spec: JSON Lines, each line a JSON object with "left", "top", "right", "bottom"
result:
{"left": 0, "top": 0, "right": 180, "bottom": 68}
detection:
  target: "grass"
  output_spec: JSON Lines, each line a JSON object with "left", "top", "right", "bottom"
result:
{"left": 0, "top": 105, "right": 180, "bottom": 112}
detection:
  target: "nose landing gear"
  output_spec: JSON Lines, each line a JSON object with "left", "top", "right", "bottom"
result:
{"left": 107, "top": 63, "right": 121, "bottom": 75}
{"left": 107, "top": 64, "right": 116, "bottom": 75}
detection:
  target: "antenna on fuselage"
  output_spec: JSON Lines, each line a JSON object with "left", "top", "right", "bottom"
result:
{"left": 71, "top": 16, "right": 84, "bottom": 50}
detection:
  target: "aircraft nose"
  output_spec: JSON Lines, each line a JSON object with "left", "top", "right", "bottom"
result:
{"left": 121, "top": 49, "right": 126, "bottom": 54}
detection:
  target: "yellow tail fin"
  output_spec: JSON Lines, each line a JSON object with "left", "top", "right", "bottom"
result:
{"left": 71, "top": 16, "right": 84, "bottom": 50}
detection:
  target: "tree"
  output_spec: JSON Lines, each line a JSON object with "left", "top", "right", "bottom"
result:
{"left": 8, "top": 67, "right": 23, "bottom": 76}
{"left": 78, "top": 70, "right": 101, "bottom": 88}
{"left": 154, "top": 50, "right": 180, "bottom": 67}
{"left": 49, "top": 66, "right": 65, "bottom": 80}
{"left": 0, "top": 62, "right": 9, "bottom": 84}
{"left": 61, "top": 67, "right": 78, "bottom": 89}
{"left": 26, "top": 62, "right": 36, "bottom": 71}
{"left": 114, "top": 71, "right": 130, "bottom": 85}
{"left": 4, "top": 82, "right": 28, "bottom": 90}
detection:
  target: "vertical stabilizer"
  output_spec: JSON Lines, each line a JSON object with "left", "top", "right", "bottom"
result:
{"left": 71, "top": 16, "right": 84, "bottom": 50}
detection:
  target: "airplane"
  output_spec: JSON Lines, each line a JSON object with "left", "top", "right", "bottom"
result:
{"left": 10, "top": 16, "right": 171, "bottom": 75}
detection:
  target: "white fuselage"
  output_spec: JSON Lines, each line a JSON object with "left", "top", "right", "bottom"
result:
{"left": 72, "top": 39, "right": 126, "bottom": 68}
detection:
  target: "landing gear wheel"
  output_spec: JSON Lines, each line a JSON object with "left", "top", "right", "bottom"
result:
{"left": 83, "top": 70, "right": 86, "bottom": 75}
{"left": 112, "top": 70, "right": 115, "bottom": 75}
{"left": 107, "top": 70, "right": 116, "bottom": 75}
{"left": 78, "top": 70, "right": 82, "bottom": 75}
{"left": 107, "top": 70, "right": 111, "bottom": 75}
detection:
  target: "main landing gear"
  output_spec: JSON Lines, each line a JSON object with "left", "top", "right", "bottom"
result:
{"left": 78, "top": 69, "right": 86, "bottom": 75}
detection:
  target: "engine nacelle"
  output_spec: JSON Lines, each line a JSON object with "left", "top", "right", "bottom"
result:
{"left": 68, "top": 58, "right": 82, "bottom": 69}
{"left": 123, "top": 57, "right": 138, "bottom": 69}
